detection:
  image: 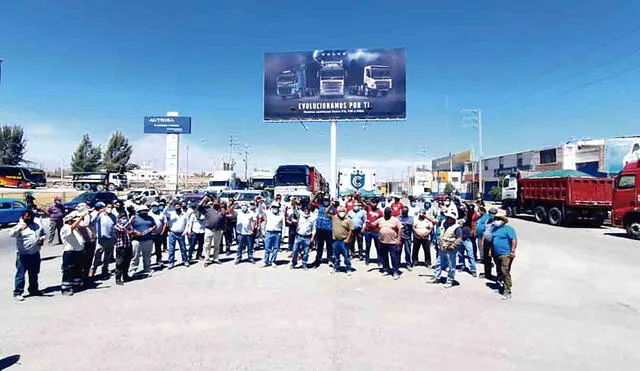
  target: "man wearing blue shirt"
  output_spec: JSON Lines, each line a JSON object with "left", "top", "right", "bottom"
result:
{"left": 398, "top": 207, "right": 414, "bottom": 270}
{"left": 313, "top": 195, "right": 336, "bottom": 268}
{"left": 347, "top": 202, "right": 366, "bottom": 260}
{"left": 479, "top": 207, "right": 499, "bottom": 279}
{"left": 490, "top": 215, "right": 518, "bottom": 300}
{"left": 129, "top": 205, "right": 157, "bottom": 276}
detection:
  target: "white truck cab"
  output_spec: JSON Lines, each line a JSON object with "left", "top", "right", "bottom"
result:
{"left": 363, "top": 65, "right": 392, "bottom": 97}
{"left": 207, "top": 171, "right": 237, "bottom": 195}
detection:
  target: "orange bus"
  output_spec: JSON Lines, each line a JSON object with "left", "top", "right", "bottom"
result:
{"left": 0, "top": 166, "right": 47, "bottom": 188}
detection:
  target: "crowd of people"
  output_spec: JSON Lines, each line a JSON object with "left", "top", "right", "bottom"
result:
{"left": 9, "top": 190, "right": 518, "bottom": 301}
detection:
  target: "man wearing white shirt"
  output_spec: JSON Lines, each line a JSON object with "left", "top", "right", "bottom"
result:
{"left": 235, "top": 202, "right": 257, "bottom": 264}
{"left": 166, "top": 202, "right": 190, "bottom": 269}
{"left": 290, "top": 205, "right": 316, "bottom": 269}
{"left": 263, "top": 202, "right": 285, "bottom": 267}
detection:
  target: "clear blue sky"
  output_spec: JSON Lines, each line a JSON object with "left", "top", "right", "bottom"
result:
{"left": 1, "top": 0, "right": 639, "bottom": 178}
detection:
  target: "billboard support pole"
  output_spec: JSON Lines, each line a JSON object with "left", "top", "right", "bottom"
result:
{"left": 330, "top": 121, "right": 337, "bottom": 198}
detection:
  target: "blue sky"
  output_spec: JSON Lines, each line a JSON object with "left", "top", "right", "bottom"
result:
{"left": 1, "top": 0, "right": 639, "bottom": 178}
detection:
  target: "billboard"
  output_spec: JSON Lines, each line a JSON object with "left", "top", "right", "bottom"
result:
{"left": 432, "top": 150, "right": 473, "bottom": 172}
{"left": 603, "top": 137, "right": 640, "bottom": 174}
{"left": 264, "top": 48, "right": 406, "bottom": 122}
{"left": 144, "top": 116, "right": 192, "bottom": 134}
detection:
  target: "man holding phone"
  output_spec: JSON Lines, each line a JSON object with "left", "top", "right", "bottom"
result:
{"left": 10, "top": 210, "right": 46, "bottom": 301}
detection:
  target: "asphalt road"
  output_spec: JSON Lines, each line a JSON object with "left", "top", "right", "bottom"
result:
{"left": 0, "top": 218, "right": 639, "bottom": 370}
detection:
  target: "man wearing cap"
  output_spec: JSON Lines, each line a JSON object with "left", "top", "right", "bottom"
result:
{"left": 46, "top": 196, "right": 65, "bottom": 245}
{"left": 199, "top": 197, "right": 225, "bottom": 267}
{"left": 166, "top": 201, "right": 190, "bottom": 269}
{"left": 129, "top": 205, "right": 157, "bottom": 276}
{"left": 480, "top": 207, "right": 499, "bottom": 279}
{"left": 290, "top": 205, "right": 316, "bottom": 270}
{"left": 347, "top": 202, "right": 366, "bottom": 260}
{"left": 91, "top": 202, "right": 116, "bottom": 277}
{"left": 490, "top": 215, "right": 518, "bottom": 299}
{"left": 363, "top": 198, "right": 384, "bottom": 266}
{"left": 263, "top": 201, "right": 285, "bottom": 267}
{"left": 235, "top": 201, "right": 257, "bottom": 264}
{"left": 390, "top": 195, "right": 404, "bottom": 217}
{"left": 312, "top": 195, "right": 335, "bottom": 268}
{"left": 75, "top": 203, "right": 98, "bottom": 279}
{"left": 326, "top": 206, "right": 354, "bottom": 274}
{"left": 9, "top": 210, "right": 46, "bottom": 301}
{"left": 150, "top": 202, "right": 167, "bottom": 266}
{"left": 60, "top": 211, "right": 87, "bottom": 296}
{"left": 429, "top": 211, "right": 463, "bottom": 288}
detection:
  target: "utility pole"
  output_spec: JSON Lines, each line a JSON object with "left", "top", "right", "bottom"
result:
{"left": 461, "top": 108, "right": 483, "bottom": 199}
{"left": 185, "top": 144, "right": 189, "bottom": 189}
{"left": 240, "top": 144, "right": 251, "bottom": 180}
{"left": 228, "top": 135, "right": 241, "bottom": 170}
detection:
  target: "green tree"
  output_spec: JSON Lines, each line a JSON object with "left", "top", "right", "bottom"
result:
{"left": 102, "top": 131, "right": 133, "bottom": 172}
{"left": 71, "top": 134, "right": 102, "bottom": 172}
{"left": 489, "top": 185, "right": 503, "bottom": 200}
{"left": 0, "top": 125, "right": 27, "bottom": 165}
{"left": 444, "top": 182, "right": 455, "bottom": 194}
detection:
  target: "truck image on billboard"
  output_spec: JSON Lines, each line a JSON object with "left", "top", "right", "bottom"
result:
{"left": 264, "top": 48, "right": 406, "bottom": 122}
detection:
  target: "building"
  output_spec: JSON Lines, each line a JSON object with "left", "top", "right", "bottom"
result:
{"left": 409, "top": 166, "right": 433, "bottom": 196}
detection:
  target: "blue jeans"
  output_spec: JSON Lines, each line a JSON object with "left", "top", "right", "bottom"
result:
{"left": 263, "top": 231, "right": 282, "bottom": 266}
{"left": 434, "top": 249, "right": 457, "bottom": 283}
{"left": 168, "top": 232, "right": 188, "bottom": 265}
{"left": 14, "top": 252, "right": 41, "bottom": 296}
{"left": 236, "top": 234, "right": 254, "bottom": 262}
{"left": 291, "top": 236, "right": 311, "bottom": 267}
{"left": 402, "top": 238, "right": 413, "bottom": 267}
{"left": 332, "top": 240, "right": 351, "bottom": 270}
{"left": 458, "top": 239, "right": 477, "bottom": 274}
{"left": 364, "top": 231, "right": 381, "bottom": 263}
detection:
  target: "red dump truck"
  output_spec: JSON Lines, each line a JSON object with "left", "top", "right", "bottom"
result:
{"left": 612, "top": 161, "right": 640, "bottom": 239}
{"left": 501, "top": 170, "right": 613, "bottom": 226}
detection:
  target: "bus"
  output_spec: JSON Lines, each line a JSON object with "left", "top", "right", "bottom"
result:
{"left": 0, "top": 166, "right": 47, "bottom": 188}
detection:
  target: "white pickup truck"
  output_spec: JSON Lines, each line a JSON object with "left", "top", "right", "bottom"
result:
{"left": 126, "top": 188, "right": 162, "bottom": 205}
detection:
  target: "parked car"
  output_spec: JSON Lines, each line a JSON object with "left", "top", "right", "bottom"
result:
{"left": 218, "top": 190, "right": 239, "bottom": 204}
{"left": 0, "top": 198, "right": 28, "bottom": 226}
{"left": 64, "top": 192, "right": 119, "bottom": 214}
{"left": 126, "top": 188, "right": 162, "bottom": 204}
{"left": 233, "top": 190, "right": 272, "bottom": 205}
{"left": 176, "top": 193, "right": 207, "bottom": 206}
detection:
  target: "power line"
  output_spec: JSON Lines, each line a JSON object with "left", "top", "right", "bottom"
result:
{"left": 552, "top": 61, "right": 640, "bottom": 99}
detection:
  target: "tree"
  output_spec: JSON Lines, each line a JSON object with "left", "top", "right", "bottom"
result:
{"left": 102, "top": 131, "right": 133, "bottom": 172}
{"left": 0, "top": 125, "right": 27, "bottom": 165}
{"left": 489, "top": 185, "right": 503, "bottom": 201}
{"left": 444, "top": 182, "right": 455, "bottom": 194}
{"left": 71, "top": 134, "right": 102, "bottom": 173}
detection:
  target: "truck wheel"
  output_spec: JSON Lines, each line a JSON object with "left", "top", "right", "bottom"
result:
{"left": 548, "top": 207, "right": 563, "bottom": 226}
{"left": 534, "top": 206, "right": 547, "bottom": 223}
{"left": 626, "top": 220, "right": 640, "bottom": 239}
{"left": 74, "top": 183, "right": 83, "bottom": 191}
{"left": 107, "top": 184, "right": 116, "bottom": 192}
{"left": 82, "top": 183, "right": 92, "bottom": 191}
{"left": 96, "top": 184, "right": 105, "bottom": 192}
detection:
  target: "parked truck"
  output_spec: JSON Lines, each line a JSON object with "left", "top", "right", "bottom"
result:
{"left": 276, "top": 66, "right": 315, "bottom": 99}
{"left": 318, "top": 60, "right": 346, "bottom": 97}
{"left": 206, "top": 171, "right": 237, "bottom": 195}
{"left": 501, "top": 170, "right": 613, "bottom": 226}
{"left": 72, "top": 172, "right": 127, "bottom": 192}
{"left": 612, "top": 160, "right": 640, "bottom": 239}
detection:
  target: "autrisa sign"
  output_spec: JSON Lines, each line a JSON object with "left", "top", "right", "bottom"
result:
{"left": 264, "top": 48, "right": 406, "bottom": 122}
{"left": 144, "top": 116, "right": 192, "bottom": 134}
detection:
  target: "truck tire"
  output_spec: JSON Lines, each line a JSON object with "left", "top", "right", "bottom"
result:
{"left": 96, "top": 184, "right": 105, "bottom": 192}
{"left": 107, "top": 184, "right": 116, "bottom": 192}
{"left": 548, "top": 207, "right": 563, "bottom": 226}
{"left": 82, "top": 183, "right": 92, "bottom": 191}
{"left": 74, "top": 183, "right": 83, "bottom": 191}
{"left": 534, "top": 206, "right": 547, "bottom": 223}
{"left": 626, "top": 220, "right": 640, "bottom": 239}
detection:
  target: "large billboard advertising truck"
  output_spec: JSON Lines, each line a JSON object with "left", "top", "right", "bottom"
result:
{"left": 274, "top": 165, "right": 327, "bottom": 198}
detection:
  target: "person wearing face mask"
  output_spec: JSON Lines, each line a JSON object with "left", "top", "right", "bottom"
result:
{"left": 412, "top": 210, "right": 433, "bottom": 267}
{"left": 398, "top": 207, "right": 414, "bottom": 271}
{"left": 90, "top": 202, "right": 116, "bottom": 278}
{"left": 235, "top": 201, "right": 257, "bottom": 264}
{"left": 285, "top": 198, "right": 300, "bottom": 253}
{"left": 372, "top": 207, "right": 403, "bottom": 279}
{"left": 113, "top": 213, "right": 133, "bottom": 285}
{"left": 456, "top": 218, "right": 477, "bottom": 277}
{"left": 60, "top": 211, "right": 88, "bottom": 296}
{"left": 407, "top": 197, "right": 420, "bottom": 218}
{"left": 263, "top": 201, "right": 285, "bottom": 267}
{"left": 158, "top": 202, "right": 168, "bottom": 252}
{"left": 46, "top": 196, "right": 65, "bottom": 245}
{"left": 129, "top": 205, "right": 157, "bottom": 276}
{"left": 165, "top": 201, "right": 190, "bottom": 269}
{"left": 223, "top": 201, "right": 237, "bottom": 255}
{"left": 379, "top": 198, "right": 387, "bottom": 210}
{"left": 199, "top": 198, "right": 225, "bottom": 267}
{"left": 474, "top": 207, "right": 489, "bottom": 261}
{"left": 345, "top": 193, "right": 356, "bottom": 212}
{"left": 290, "top": 205, "right": 316, "bottom": 270}
{"left": 347, "top": 202, "right": 366, "bottom": 260}
{"left": 75, "top": 203, "right": 98, "bottom": 280}
{"left": 363, "top": 198, "right": 384, "bottom": 266}
{"left": 149, "top": 202, "right": 167, "bottom": 267}
{"left": 112, "top": 200, "right": 128, "bottom": 219}
{"left": 312, "top": 195, "right": 335, "bottom": 268}
{"left": 489, "top": 215, "right": 518, "bottom": 300}
{"left": 390, "top": 195, "right": 404, "bottom": 217}
{"left": 9, "top": 210, "right": 46, "bottom": 301}
{"left": 186, "top": 202, "right": 205, "bottom": 261}
{"left": 480, "top": 207, "right": 499, "bottom": 279}
{"left": 326, "top": 206, "right": 354, "bottom": 274}
{"left": 429, "top": 211, "right": 463, "bottom": 288}
{"left": 442, "top": 197, "right": 458, "bottom": 219}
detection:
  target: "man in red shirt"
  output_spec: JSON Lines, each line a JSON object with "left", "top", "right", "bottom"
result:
{"left": 345, "top": 192, "right": 359, "bottom": 212}
{"left": 364, "top": 198, "right": 384, "bottom": 266}
{"left": 390, "top": 195, "right": 404, "bottom": 217}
